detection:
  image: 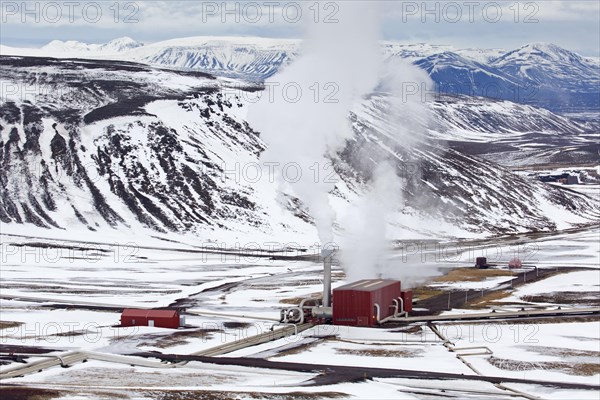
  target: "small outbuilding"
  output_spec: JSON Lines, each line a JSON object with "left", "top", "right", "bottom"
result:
{"left": 475, "top": 257, "right": 489, "bottom": 269}
{"left": 121, "top": 308, "right": 180, "bottom": 329}
{"left": 508, "top": 258, "right": 523, "bottom": 269}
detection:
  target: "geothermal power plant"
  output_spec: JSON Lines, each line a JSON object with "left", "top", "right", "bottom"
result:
{"left": 279, "top": 250, "right": 413, "bottom": 327}
{"left": 118, "top": 251, "right": 413, "bottom": 330}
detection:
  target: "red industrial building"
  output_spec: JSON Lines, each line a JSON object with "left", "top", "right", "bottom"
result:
{"left": 333, "top": 279, "right": 403, "bottom": 327}
{"left": 121, "top": 309, "right": 180, "bottom": 329}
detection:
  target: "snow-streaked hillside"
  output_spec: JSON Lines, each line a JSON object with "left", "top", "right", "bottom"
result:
{"left": 489, "top": 42, "right": 600, "bottom": 113}
{"left": 1, "top": 36, "right": 300, "bottom": 80}
{"left": 352, "top": 94, "right": 600, "bottom": 233}
{"left": 2, "top": 37, "right": 598, "bottom": 114}
{"left": 0, "top": 56, "right": 296, "bottom": 238}
{"left": 427, "top": 94, "right": 599, "bottom": 166}
{"left": 1, "top": 55, "right": 598, "bottom": 242}
{"left": 492, "top": 42, "right": 595, "bottom": 84}
{"left": 137, "top": 36, "right": 299, "bottom": 80}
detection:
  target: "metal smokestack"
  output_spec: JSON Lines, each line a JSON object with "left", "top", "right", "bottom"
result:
{"left": 321, "top": 249, "right": 335, "bottom": 307}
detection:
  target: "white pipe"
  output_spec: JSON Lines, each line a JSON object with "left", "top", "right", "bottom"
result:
{"left": 299, "top": 298, "right": 320, "bottom": 309}
{"left": 0, "top": 351, "right": 175, "bottom": 380}
{"left": 311, "top": 306, "right": 332, "bottom": 319}
{"left": 391, "top": 299, "right": 400, "bottom": 317}
{"left": 377, "top": 299, "right": 407, "bottom": 324}
{"left": 187, "top": 309, "right": 280, "bottom": 322}
{"left": 280, "top": 309, "right": 288, "bottom": 323}
{"left": 374, "top": 303, "right": 381, "bottom": 324}
{"left": 288, "top": 307, "right": 304, "bottom": 324}
{"left": 396, "top": 297, "right": 407, "bottom": 318}
{"left": 379, "top": 313, "right": 404, "bottom": 324}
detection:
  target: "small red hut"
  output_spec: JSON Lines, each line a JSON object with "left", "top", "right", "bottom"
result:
{"left": 508, "top": 258, "right": 523, "bottom": 269}
{"left": 121, "top": 309, "right": 180, "bottom": 329}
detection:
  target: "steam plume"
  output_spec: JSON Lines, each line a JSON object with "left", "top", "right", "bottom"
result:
{"left": 251, "top": 2, "right": 435, "bottom": 284}
{"left": 249, "top": 2, "right": 382, "bottom": 245}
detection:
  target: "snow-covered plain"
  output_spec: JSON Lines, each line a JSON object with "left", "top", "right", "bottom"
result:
{"left": 1, "top": 226, "right": 598, "bottom": 399}
{"left": 449, "top": 321, "right": 600, "bottom": 386}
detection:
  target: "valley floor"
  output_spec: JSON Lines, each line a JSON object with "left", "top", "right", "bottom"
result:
{"left": 0, "top": 226, "right": 598, "bottom": 399}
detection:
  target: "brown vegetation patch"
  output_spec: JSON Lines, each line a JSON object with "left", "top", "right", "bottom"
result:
{"left": 531, "top": 346, "right": 600, "bottom": 359}
{"left": 522, "top": 292, "right": 600, "bottom": 306}
{"left": 137, "top": 328, "right": 222, "bottom": 348}
{"left": 0, "top": 321, "right": 22, "bottom": 330}
{"left": 144, "top": 390, "right": 347, "bottom": 400}
{"left": 271, "top": 337, "right": 335, "bottom": 358}
{"left": 391, "top": 325, "right": 423, "bottom": 334}
{"left": 279, "top": 295, "right": 321, "bottom": 305}
{"left": 433, "top": 268, "right": 514, "bottom": 283}
{"left": 411, "top": 287, "right": 444, "bottom": 301}
{"left": 86, "top": 391, "right": 129, "bottom": 399}
{"left": 1, "top": 283, "right": 179, "bottom": 296}
{"left": 445, "top": 316, "right": 600, "bottom": 326}
{"left": 222, "top": 322, "right": 252, "bottom": 329}
{"left": 270, "top": 343, "right": 318, "bottom": 358}
{"left": 489, "top": 356, "right": 600, "bottom": 376}
{"left": 335, "top": 348, "right": 421, "bottom": 358}
{"left": 0, "top": 387, "right": 61, "bottom": 400}
{"left": 53, "top": 330, "right": 85, "bottom": 337}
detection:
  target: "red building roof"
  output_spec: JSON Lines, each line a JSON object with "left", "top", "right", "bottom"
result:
{"left": 122, "top": 309, "right": 178, "bottom": 318}
{"left": 334, "top": 279, "right": 399, "bottom": 292}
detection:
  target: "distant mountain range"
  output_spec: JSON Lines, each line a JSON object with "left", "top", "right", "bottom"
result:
{"left": 2, "top": 37, "right": 599, "bottom": 115}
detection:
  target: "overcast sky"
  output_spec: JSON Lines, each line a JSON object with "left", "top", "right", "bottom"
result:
{"left": 1, "top": 1, "right": 599, "bottom": 56}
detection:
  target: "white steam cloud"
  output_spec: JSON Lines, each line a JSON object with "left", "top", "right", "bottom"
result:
{"left": 249, "top": 2, "right": 382, "bottom": 245}
{"left": 341, "top": 60, "right": 433, "bottom": 282}
{"left": 250, "top": 2, "right": 435, "bottom": 283}
{"left": 341, "top": 162, "right": 403, "bottom": 280}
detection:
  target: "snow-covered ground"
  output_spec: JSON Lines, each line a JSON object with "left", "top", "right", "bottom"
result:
{"left": 500, "top": 269, "right": 600, "bottom": 307}
{"left": 449, "top": 321, "right": 600, "bottom": 386}
{"left": 1, "top": 226, "right": 598, "bottom": 399}
{"left": 0, "top": 235, "right": 327, "bottom": 354}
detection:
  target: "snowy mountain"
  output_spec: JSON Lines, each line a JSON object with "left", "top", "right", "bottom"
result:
{"left": 490, "top": 43, "right": 600, "bottom": 113}
{"left": 1, "top": 55, "right": 598, "bottom": 240}
{"left": 428, "top": 94, "right": 599, "bottom": 167}
{"left": 412, "top": 43, "right": 600, "bottom": 114}
{"left": 135, "top": 36, "right": 299, "bottom": 80}
{"left": 492, "top": 42, "right": 594, "bottom": 78}
{"left": 414, "top": 51, "right": 522, "bottom": 100}
{"left": 1, "top": 36, "right": 299, "bottom": 81}
{"left": 2, "top": 37, "right": 597, "bottom": 114}
{"left": 42, "top": 37, "right": 145, "bottom": 54}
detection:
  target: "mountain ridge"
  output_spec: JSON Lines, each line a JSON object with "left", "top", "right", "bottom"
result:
{"left": 2, "top": 36, "right": 597, "bottom": 114}
{"left": 1, "top": 55, "right": 598, "bottom": 242}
